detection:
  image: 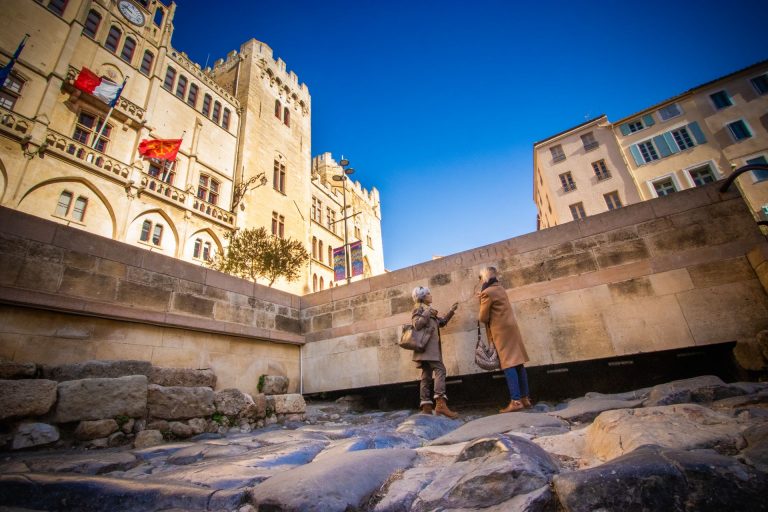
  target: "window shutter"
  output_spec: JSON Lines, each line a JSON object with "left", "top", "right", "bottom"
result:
{"left": 619, "top": 123, "right": 631, "bottom": 136}
{"left": 642, "top": 114, "right": 655, "bottom": 127}
{"left": 629, "top": 145, "right": 644, "bottom": 166}
{"left": 688, "top": 121, "right": 707, "bottom": 144}
{"left": 653, "top": 135, "right": 672, "bottom": 158}
{"left": 662, "top": 132, "right": 680, "bottom": 154}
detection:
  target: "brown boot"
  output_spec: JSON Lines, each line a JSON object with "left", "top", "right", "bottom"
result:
{"left": 420, "top": 403, "right": 433, "bottom": 415}
{"left": 521, "top": 396, "right": 532, "bottom": 409}
{"left": 500, "top": 399, "right": 524, "bottom": 413}
{"left": 434, "top": 397, "right": 459, "bottom": 419}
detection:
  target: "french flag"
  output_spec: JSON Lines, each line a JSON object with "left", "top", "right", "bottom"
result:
{"left": 73, "top": 67, "right": 125, "bottom": 107}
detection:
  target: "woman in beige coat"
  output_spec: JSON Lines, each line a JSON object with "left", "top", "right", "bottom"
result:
{"left": 411, "top": 286, "right": 459, "bottom": 418}
{"left": 477, "top": 266, "right": 532, "bottom": 413}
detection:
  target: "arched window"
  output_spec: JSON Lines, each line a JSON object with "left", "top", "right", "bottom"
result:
{"left": 54, "top": 191, "right": 72, "bottom": 217}
{"left": 83, "top": 10, "right": 101, "bottom": 39}
{"left": 212, "top": 101, "right": 221, "bottom": 123}
{"left": 193, "top": 239, "right": 213, "bottom": 260}
{"left": 313, "top": 274, "right": 318, "bottom": 292}
{"left": 175, "top": 75, "right": 187, "bottom": 99}
{"left": 222, "top": 108, "right": 231, "bottom": 130}
{"left": 202, "top": 94, "right": 212, "bottom": 116}
{"left": 162, "top": 66, "right": 176, "bottom": 91}
{"left": 71, "top": 196, "right": 88, "bottom": 222}
{"left": 319, "top": 277, "right": 324, "bottom": 290}
{"left": 105, "top": 26, "right": 122, "bottom": 53}
{"left": 140, "top": 50, "right": 154, "bottom": 75}
{"left": 283, "top": 107, "right": 290, "bottom": 127}
{"left": 274, "top": 99, "right": 281, "bottom": 120}
{"left": 312, "top": 237, "right": 317, "bottom": 259}
{"left": 46, "top": 0, "right": 68, "bottom": 16}
{"left": 197, "top": 174, "right": 219, "bottom": 205}
{"left": 318, "top": 240, "right": 323, "bottom": 260}
{"left": 120, "top": 37, "right": 136, "bottom": 63}
{"left": 328, "top": 246, "right": 333, "bottom": 266}
{"left": 139, "top": 220, "right": 163, "bottom": 246}
{"left": 187, "top": 84, "right": 198, "bottom": 107}
{"left": 148, "top": 159, "right": 175, "bottom": 185}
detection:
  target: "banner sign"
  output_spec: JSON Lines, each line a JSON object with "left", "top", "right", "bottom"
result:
{"left": 333, "top": 246, "right": 346, "bottom": 282}
{"left": 350, "top": 240, "right": 363, "bottom": 277}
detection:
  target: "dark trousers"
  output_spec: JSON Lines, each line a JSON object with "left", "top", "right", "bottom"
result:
{"left": 504, "top": 364, "right": 529, "bottom": 400}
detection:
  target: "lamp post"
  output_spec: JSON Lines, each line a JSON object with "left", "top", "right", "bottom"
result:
{"left": 332, "top": 157, "right": 355, "bottom": 284}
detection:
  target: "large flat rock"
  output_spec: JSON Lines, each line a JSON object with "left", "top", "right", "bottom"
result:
{"left": 149, "top": 367, "right": 216, "bottom": 388}
{"left": 585, "top": 403, "right": 745, "bottom": 461}
{"left": 147, "top": 384, "right": 214, "bottom": 420}
{"left": 429, "top": 412, "right": 569, "bottom": 446}
{"left": 249, "top": 448, "right": 417, "bottom": 511}
{"left": 54, "top": 376, "right": 148, "bottom": 423}
{"left": 0, "top": 379, "right": 57, "bottom": 421}
{"left": 43, "top": 360, "right": 152, "bottom": 382}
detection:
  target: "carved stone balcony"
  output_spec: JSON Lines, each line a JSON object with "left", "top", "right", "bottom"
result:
{"left": 65, "top": 66, "right": 146, "bottom": 124}
{"left": 139, "top": 173, "right": 187, "bottom": 205}
{"left": 192, "top": 197, "right": 235, "bottom": 227}
{"left": 0, "top": 107, "right": 32, "bottom": 138}
{"left": 44, "top": 129, "right": 131, "bottom": 180}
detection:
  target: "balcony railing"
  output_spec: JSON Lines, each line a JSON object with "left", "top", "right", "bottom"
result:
{"left": 596, "top": 171, "right": 612, "bottom": 181}
{"left": 0, "top": 107, "right": 32, "bottom": 137}
{"left": 583, "top": 141, "right": 599, "bottom": 152}
{"left": 44, "top": 130, "right": 131, "bottom": 180}
{"left": 193, "top": 197, "right": 235, "bottom": 226}
{"left": 140, "top": 173, "right": 187, "bottom": 205}
{"left": 552, "top": 154, "right": 566, "bottom": 163}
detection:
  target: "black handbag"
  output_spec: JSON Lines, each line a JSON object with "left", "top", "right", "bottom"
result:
{"left": 475, "top": 321, "right": 500, "bottom": 371}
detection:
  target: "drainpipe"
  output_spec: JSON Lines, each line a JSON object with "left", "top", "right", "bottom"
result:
{"left": 299, "top": 344, "right": 304, "bottom": 395}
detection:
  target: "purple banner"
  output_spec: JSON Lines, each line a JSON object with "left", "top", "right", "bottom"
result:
{"left": 333, "top": 246, "right": 346, "bottom": 282}
{"left": 350, "top": 240, "right": 363, "bottom": 277}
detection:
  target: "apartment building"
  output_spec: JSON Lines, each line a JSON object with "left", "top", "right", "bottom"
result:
{"left": 534, "top": 60, "right": 768, "bottom": 229}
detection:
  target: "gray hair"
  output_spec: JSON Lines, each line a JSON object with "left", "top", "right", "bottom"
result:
{"left": 480, "top": 266, "right": 498, "bottom": 282}
{"left": 412, "top": 286, "right": 431, "bottom": 303}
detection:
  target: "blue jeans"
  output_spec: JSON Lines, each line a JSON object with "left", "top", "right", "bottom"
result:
{"left": 504, "top": 365, "right": 529, "bottom": 400}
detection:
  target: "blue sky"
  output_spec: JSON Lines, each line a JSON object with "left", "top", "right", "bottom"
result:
{"left": 172, "top": 0, "right": 767, "bottom": 271}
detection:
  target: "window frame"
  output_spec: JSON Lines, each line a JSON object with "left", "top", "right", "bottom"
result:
{"left": 727, "top": 119, "right": 752, "bottom": 142}
{"left": 273, "top": 159, "right": 286, "bottom": 194}
{"left": 603, "top": 191, "right": 622, "bottom": 211}
{"left": 271, "top": 211, "right": 285, "bottom": 238}
{"left": 72, "top": 111, "right": 112, "bottom": 152}
{"left": 637, "top": 140, "right": 660, "bottom": 163}
{"left": 550, "top": 144, "right": 565, "bottom": 163}
{"left": 581, "top": 131, "right": 599, "bottom": 151}
{"left": 710, "top": 90, "right": 733, "bottom": 110}
{"left": 105, "top": 26, "right": 122, "bottom": 53}
{"left": 569, "top": 202, "right": 586, "bottom": 221}
{"left": 750, "top": 74, "right": 768, "bottom": 95}
{"left": 685, "top": 163, "right": 717, "bottom": 187}
{"left": 558, "top": 171, "right": 576, "bottom": 192}
{"left": 592, "top": 159, "right": 611, "bottom": 181}
{"left": 175, "top": 75, "right": 188, "bottom": 99}
{"left": 46, "top": 0, "right": 68, "bottom": 16}
{"left": 162, "top": 66, "right": 176, "bottom": 91}
{"left": 187, "top": 83, "right": 198, "bottom": 107}
{"left": 197, "top": 174, "right": 220, "bottom": 205}
{"left": 0, "top": 73, "right": 26, "bottom": 110}
{"left": 140, "top": 50, "right": 154, "bottom": 75}
{"left": 120, "top": 36, "right": 136, "bottom": 64}
{"left": 202, "top": 94, "right": 212, "bottom": 116}
{"left": 658, "top": 103, "right": 682, "bottom": 121}
{"left": 649, "top": 174, "right": 680, "bottom": 198}
{"left": 83, "top": 9, "right": 102, "bottom": 39}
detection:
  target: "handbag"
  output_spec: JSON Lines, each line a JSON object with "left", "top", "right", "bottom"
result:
{"left": 475, "top": 321, "right": 500, "bottom": 371}
{"left": 399, "top": 323, "right": 431, "bottom": 352}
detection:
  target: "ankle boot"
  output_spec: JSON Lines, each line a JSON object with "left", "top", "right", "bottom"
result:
{"left": 420, "top": 403, "right": 433, "bottom": 415}
{"left": 521, "top": 396, "right": 532, "bottom": 408}
{"left": 434, "top": 397, "right": 459, "bottom": 419}
{"left": 500, "top": 399, "right": 524, "bottom": 413}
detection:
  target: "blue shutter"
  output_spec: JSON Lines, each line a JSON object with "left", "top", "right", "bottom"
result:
{"left": 688, "top": 121, "right": 707, "bottom": 144}
{"left": 642, "top": 114, "right": 655, "bottom": 127}
{"left": 653, "top": 135, "right": 672, "bottom": 158}
{"left": 662, "top": 132, "right": 680, "bottom": 154}
{"left": 629, "top": 145, "right": 644, "bottom": 166}
{"left": 619, "top": 123, "right": 631, "bottom": 136}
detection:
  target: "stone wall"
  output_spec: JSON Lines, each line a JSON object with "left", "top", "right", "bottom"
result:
{"left": 299, "top": 184, "right": 768, "bottom": 393}
{"left": 0, "top": 207, "right": 301, "bottom": 393}
{"left": 2, "top": 184, "right": 768, "bottom": 397}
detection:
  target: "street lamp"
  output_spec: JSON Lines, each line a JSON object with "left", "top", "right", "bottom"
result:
{"left": 332, "top": 157, "right": 355, "bottom": 284}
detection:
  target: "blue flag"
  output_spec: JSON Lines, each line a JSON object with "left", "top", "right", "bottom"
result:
{"left": 0, "top": 35, "right": 29, "bottom": 89}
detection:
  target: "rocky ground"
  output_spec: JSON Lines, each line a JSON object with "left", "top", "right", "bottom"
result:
{"left": 0, "top": 374, "right": 767, "bottom": 511}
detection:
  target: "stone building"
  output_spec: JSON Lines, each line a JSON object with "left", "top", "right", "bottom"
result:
{"left": 0, "top": 0, "right": 384, "bottom": 295}
{"left": 534, "top": 60, "right": 768, "bottom": 229}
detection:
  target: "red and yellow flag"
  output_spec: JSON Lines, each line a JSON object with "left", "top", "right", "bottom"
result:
{"left": 138, "top": 139, "right": 182, "bottom": 160}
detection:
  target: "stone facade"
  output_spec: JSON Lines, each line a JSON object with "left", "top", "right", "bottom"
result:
{"left": 0, "top": 0, "right": 383, "bottom": 296}
{"left": 534, "top": 60, "right": 768, "bottom": 229}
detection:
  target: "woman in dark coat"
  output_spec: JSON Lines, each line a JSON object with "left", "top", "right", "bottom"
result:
{"left": 411, "top": 286, "right": 459, "bottom": 418}
{"left": 477, "top": 266, "right": 532, "bottom": 413}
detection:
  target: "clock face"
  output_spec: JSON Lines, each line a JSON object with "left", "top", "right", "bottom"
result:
{"left": 118, "top": 1, "right": 145, "bottom": 26}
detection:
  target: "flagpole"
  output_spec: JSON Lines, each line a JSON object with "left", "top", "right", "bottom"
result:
{"left": 91, "top": 76, "right": 128, "bottom": 150}
{"left": 160, "top": 130, "right": 184, "bottom": 182}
